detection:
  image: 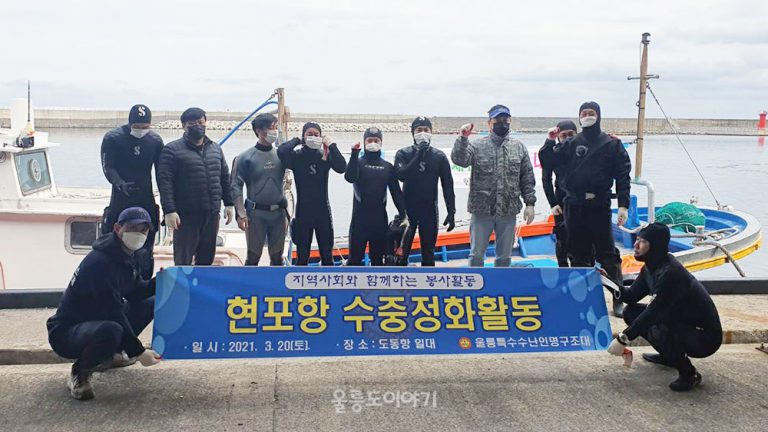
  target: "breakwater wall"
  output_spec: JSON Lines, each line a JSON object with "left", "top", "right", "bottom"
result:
{"left": 0, "top": 108, "right": 763, "bottom": 136}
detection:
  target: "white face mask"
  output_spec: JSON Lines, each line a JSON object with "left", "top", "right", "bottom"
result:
{"left": 580, "top": 116, "right": 598, "bottom": 128}
{"left": 304, "top": 136, "right": 323, "bottom": 150}
{"left": 121, "top": 231, "right": 147, "bottom": 252}
{"left": 130, "top": 128, "right": 150, "bottom": 139}
{"left": 266, "top": 130, "right": 279, "bottom": 144}
{"left": 413, "top": 132, "right": 431, "bottom": 145}
{"left": 365, "top": 142, "right": 382, "bottom": 152}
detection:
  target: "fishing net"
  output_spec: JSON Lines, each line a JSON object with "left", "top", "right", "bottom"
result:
{"left": 655, "top": 202, "right": 705, "bottom": 233}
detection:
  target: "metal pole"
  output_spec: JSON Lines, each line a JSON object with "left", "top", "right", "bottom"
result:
{"left": 635, "top": 33, "right": 650, "bottom": 180}
{"left": 277, "top": 88, "right": 287, "bottom": 144}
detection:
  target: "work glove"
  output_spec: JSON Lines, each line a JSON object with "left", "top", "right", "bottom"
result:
{"left": 459, "top": 123, "right": 474, "bottom": 138}
{"left": 443, "top": 213, "right": 456, "bottom": 232}
{"left": 551, "top": 205, "right": 563, "bottom": 216}
{"left": 322, "top": 136, "right": 331, "bottom": 160}
{"left": 117, "top": 181, "right": 140, "bottom": 197}
{"left": 523, "top": 205, "right": 536, "bottom": 224}
{"left": 225, "top": 206, "right": 235, "bottom": 225}
{"left": 607, "top": 333, "right": 629, "bottom": 356}
{"left": 164, "top": 212, "right": 181, "bottom": 230}
{"left": 237, "top": 216, "right": 249, "bottom": 231}
{"left": 138, "top": 349, "right": 162, "bottom": 367}
{"left": 617, "top": 207, "right": 628, "bottom": 226}
{"left": 547, "top": 126, "right": 560, "bottom": 141}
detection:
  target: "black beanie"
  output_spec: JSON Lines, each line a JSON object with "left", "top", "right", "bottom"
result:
{"left": 637, "top": 222, "right": 671, "bottom": 264}
{"left": 364, "top": 127, "right": 383, "bottom": 141}
{"left": 180, "top": 107, "right": 206, "bottom": 124}
{"left": 302, "top": 122, "right": 321, "bottom": 136}
{"left": 411, "top": 116, "right": 432, "bottom": 134}
{"left": 556, "top": 120, "right": 577, "bottom": 132}
{"left": 129, "top": 104, "right": 151, "bottom": 124}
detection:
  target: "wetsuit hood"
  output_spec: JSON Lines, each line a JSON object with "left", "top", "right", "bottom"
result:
{"left": 556, "top": 120, "right": 578, "bottom": 133}
{"left": 636, "top": 222, "right": 671, "bottom": 268}
{"left": 579, "top": 101, "right": 602, "bottom": 140}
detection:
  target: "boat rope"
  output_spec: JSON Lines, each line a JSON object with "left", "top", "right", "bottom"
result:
{"left": 219, "top": 89, "right": 279, "bottom": 146}
{"left": 646, "top": 83, "right": 723, "bottom": 208}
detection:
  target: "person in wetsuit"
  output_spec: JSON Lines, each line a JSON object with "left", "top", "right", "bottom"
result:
{"left": 278, "top": 122, "right": 346, "bottom": 265}
{"left": 394, "top": 116, "right": 456, "bottom": 266}
{"left": 344, "top": 127, "right": 406, "bottom": 266}
{"left": 538, "top": 120, "right": 577, "bottom": 267}
{"left": 606, "top": 223, "right": 722, "bottom": 392}
{"left": 539, "top": 101, "right": 631, "bottom": 317}
{"left": 100, "top": 104, "right": 164, "bottom": 279}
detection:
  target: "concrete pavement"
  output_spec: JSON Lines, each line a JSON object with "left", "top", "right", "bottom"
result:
{"left": 0, "top": 345, "right": 765, "bottom": 432}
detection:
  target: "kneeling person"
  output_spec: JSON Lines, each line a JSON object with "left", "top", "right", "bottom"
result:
{"left": 47, "top": 208, "right": 161, "bottom": 401}
{"left": 606, "top": 223, "right": 722, "bottom": 391}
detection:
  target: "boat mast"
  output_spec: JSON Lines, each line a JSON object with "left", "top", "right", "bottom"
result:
{"left": 634, "top": 33, "right": 650, "bottom": 180}
{"left": 277, "top": 88, "right": 287, "bottom": 144}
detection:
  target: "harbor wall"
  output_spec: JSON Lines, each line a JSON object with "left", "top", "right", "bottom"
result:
{"left": 0, "top": 108, "right": 762, "bottom": 135}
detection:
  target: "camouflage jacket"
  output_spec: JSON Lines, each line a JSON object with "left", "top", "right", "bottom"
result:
{"left": 451, "top": 133, "right": 536, "bottom": 217}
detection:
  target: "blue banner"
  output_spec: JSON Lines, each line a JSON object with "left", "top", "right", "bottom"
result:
{"left": 152, "top": 267, "right": 612, "bottom": 359}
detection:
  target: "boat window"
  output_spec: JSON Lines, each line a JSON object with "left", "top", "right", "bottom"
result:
{"left": 65, "top": 218, "right": 102, "bottom": 254}
{"left": 14, "top": 150, "right": 52, "bottom": 195}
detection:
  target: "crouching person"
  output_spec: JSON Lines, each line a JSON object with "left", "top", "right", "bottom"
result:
{"left": 47, "top": 207, "right": 162, "bottom": 400}
{"left": 606, "top": 223, "right": 722, "bottom": 391}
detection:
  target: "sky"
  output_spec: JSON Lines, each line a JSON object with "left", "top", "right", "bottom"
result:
{"left": 1, "top": 0, "right": 766, "bottom": 119}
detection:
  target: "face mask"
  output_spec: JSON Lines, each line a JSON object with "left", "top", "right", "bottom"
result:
{"left": 186, "top": 125, "right": 205, "bottom": 140}
{"left": 492, "top": 122, "right": 510, "bottom": 137}
{"left": 266, "top": 130, "right": 279, "bottom": 144}
{"left": 580, "top": 116, "right": 598, "bottom": 128}
{"left": 121, "top": 231, "right": 147, "bottom": 252}
{"left": 365, "top": 142, "right": 381, "bottom": 152}
{"left": 413, "top": 132, "right": 431, "bottom": 146}
{"left": 130, "top": 128, "right": 149, "bottom": 139}
{"left": 304, "top": 136, "right": 323, "bottom": 150}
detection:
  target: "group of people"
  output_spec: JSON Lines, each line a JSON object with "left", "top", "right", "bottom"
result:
{"left": 46, "top": 101, "right": 721, "bottom": 400}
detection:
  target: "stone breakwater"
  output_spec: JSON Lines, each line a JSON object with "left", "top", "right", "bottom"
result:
{"left": 152, "top": 120, "right": 414, "bottom": 133}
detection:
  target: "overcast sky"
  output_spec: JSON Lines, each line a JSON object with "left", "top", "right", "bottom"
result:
{"left": 1, "top": 0, "right": 766, "bottom": 118}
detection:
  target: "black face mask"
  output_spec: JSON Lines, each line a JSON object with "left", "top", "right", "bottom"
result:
{"left": 492, "top": 122, "right": 510, "bottom": 137}
{"left": 186, "top": 125, "right": 205, "bottom": 140}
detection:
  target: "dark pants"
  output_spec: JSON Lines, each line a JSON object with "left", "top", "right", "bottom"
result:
{"left": 49, "top": 298, "right": 154, "bottom": 373}
{"left": 347, "top": 214, "right": 387, "bottom": 266}
{"left": 565, "top": 204, "right": 621, "bottom": 284}
{"left": 173, "top": 212, "right": 220, "bottom": 265}
{"left": 402, "top": 202, "right": 439, "bottom": 266}
{"left": 624, "top": 303, "right": 722, "bottom": 375}
{"left": 553, "top": 213, "right": 569, "bottom": 267}
{"left": 293, "top": 209, "right": 335, "bottom": 266}
{"left": 103, "top": 201, "right": 159, "bottom": 279}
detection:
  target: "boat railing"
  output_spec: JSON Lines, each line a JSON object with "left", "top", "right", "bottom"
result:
{"left": 631, "top": 178, "right": 655, "bottom": 223}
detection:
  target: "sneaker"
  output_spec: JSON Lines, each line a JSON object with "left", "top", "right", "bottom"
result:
{"left": 93, "top": 352, "right": 137, "bottom": 372}
{"left": 642, "top": 353, "right": 674, "bottom": 367}
{"left": 67, "top": 368, "right": 94, "bottom": 400}
{"left": 669, "top": 372, "right": 702, "bottom": 392}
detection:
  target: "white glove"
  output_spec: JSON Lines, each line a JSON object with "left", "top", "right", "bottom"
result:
{"left": 225, "top": 206, "right": 235, "bottom": 225}
{"left": 459, "top": 123, "right": 474, "bottom": 138}
{"left": 164, "top": 212, "right": 181, "bottom": 230}
{"left": 607, "top": 338, "right": 626, "bottom": 356}
{"left": 617, "top": 207, "right": 628, "bottom": 227}
{"left": 551, "top": 205, "right": 562, "bottom": 216}
{"left": 138, "top": 349, "right": 162, "bottom": 367}
{"left": 523, "top": 205, "right": 535, "bottom": 224}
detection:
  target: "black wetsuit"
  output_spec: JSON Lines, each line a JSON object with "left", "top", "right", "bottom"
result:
{"left": 394, "top": 145, "right": 456, "bottom": 266}
{"left": 539, "top": 138, "right": 569, "bottom": 267}
{"left": 100, "top": 125, "right": 164, "bottom": 278}
{"left": 344, "top": 149, "right": 405, "bottom": 266}
{"left": 618, "top": 253, "right": 722, "bottom": 375}
{"left": 278, "top": 139, "right": 346, "bottom": 265}
{"left": 539, "top": 104, "right": 631, "bottom": 286}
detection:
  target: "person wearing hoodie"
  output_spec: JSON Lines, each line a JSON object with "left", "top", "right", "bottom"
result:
{"left": 277, "top": 122, "right": 346, "bottom": 265}
{"left": 47, "top": 207, "right": 162, "bottom": 401}
{"left": 451, "top": 104, "right": 536, "bottom": 267}
{"left": 394, "top": 116, "right": 456, "bottom": 266}
{"left": 606, "top": 223, "right": 722, "bottom": 391}
{"left": 539, "top": 101, "right": 631, "bottom": 317}
{"left": 538, "top": 120, "right": 578, "bottom": 267}
{"left": 344, "top": 127, "right": 406, "bottom": 266}
{"left": 100, "top": 104, "right": 164, "bottom": 279}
